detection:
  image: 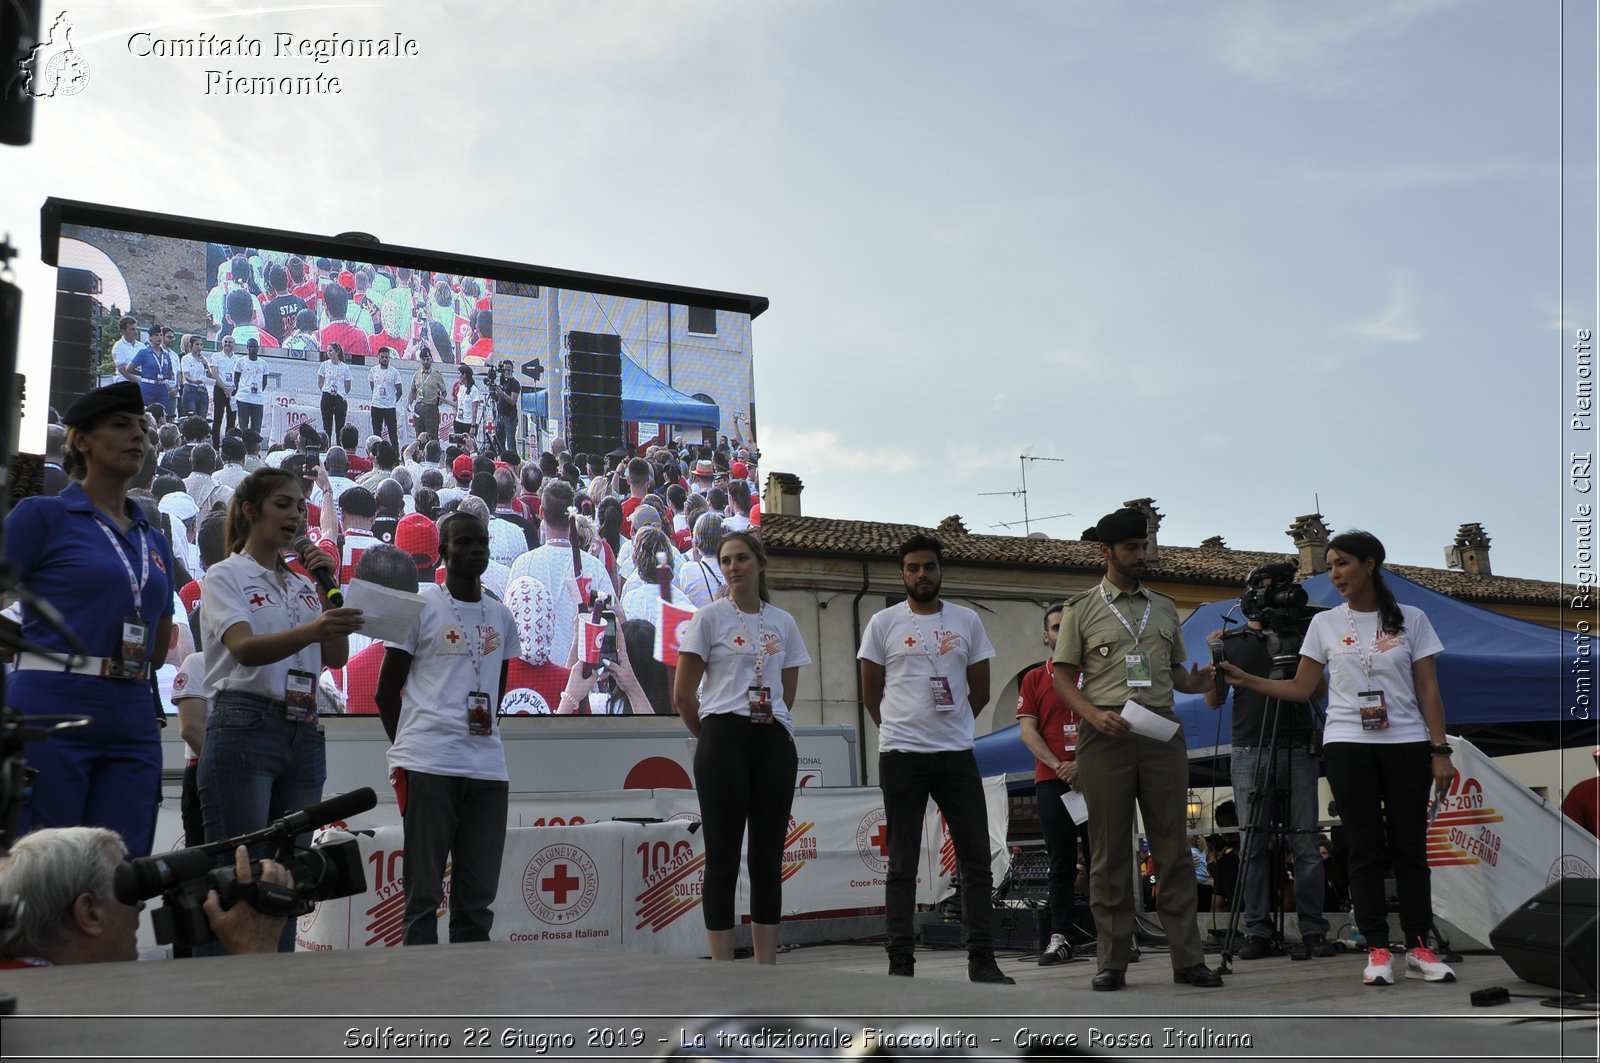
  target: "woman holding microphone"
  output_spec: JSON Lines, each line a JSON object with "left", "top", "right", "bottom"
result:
{"left": 1219, "top": 529, "right": 1455, "bottom": 987}
{"left": 672, "top": 531, "right": 811, "bottom": 964}
{"left": 198, "top": 466, "right": 363, "bottom": 945}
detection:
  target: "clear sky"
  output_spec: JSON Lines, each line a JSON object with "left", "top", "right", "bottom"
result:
{"left": 7, "top": 0, "right": 1596, "bottom": 583}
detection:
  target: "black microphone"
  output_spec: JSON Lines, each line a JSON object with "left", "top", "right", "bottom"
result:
{"left": 292, "top": 535, "right": 344, "bottom": 607}
{"left": 1209, "top": 636, "right": 1228, "bottom": 703}
{"left": 269, "top": 787, "right": 377, "bottom": 839}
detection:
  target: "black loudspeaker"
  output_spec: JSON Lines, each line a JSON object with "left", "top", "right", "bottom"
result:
{"left": 50, "top": 283, "right": 98, "bottom": 418}
{"left": 565, "top": 331, "right": 622, "bottom": 457}
{"left": 1488, "top": 876, "right": 1598, "bottom": 996}
{"left": 0, "top": 0, "right": 42, "bottom": 146}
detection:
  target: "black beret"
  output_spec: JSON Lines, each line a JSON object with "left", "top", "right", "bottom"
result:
{"left": 1093, "top": 507, "right": 1148, "bottom": 545}
{"left": 62, "top": 381, "right": 145, "bottom": 427}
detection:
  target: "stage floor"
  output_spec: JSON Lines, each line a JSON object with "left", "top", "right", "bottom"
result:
{"left": 1, "top": 936, "right": 1595, "bottom": 1061}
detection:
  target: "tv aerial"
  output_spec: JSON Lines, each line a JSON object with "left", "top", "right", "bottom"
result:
{"left": 980, "top": 451, "right": 1067, "bottom": 536}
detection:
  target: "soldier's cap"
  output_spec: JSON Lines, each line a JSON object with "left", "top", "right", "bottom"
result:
{"left": 1090, "top": 507, "right": 1147, "bottom": 546}
{"left": 62, "top": 382, "right": 145, "bottom": 427}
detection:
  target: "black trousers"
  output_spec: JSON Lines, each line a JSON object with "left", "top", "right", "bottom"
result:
{"left": 1322, "top": 741, "right": 1434, "bottom": 946}
{"left": 237, "top": 401, "right": 263, "bottom": 435}
{"left": 320, "top": 392, "right": 347, "bottom": 441}
{"left": 372, "top": 406, "right": 399, "bottom": 446}
{"left": 212, "top": 387, "right": 235, "bottom": 445}
{"left": 692, "top": 714, "right": 798, "bottom": 929}
{"left": 879, "top": 749, "right": 994, "bottom": 958}
{"left": 1035, "top": 778, "right": 1089, "bottom": 938}
{"left": 400, "top": 770, "right": 510, "bottom": 945}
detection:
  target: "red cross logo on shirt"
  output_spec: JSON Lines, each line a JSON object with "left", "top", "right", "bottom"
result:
{"left": 542, "top": 863, "right": 580, "bottom": 904}
{"left": 1342, "top": 636, "right": 1356, "bottom": 646}
{"left": 445, "top": 629, "right": 461, "bottom": 645}
{"left": 904, "top": 636, "right": 917, "bottom": 648}
{"left": 249, "top": 593, "right": 266, "bottom": 607}
{"left": 732, "top": 635, "right": 746, "bottom": 647}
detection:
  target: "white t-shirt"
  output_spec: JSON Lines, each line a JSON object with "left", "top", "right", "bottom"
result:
{"left": 386, "top": 584, "right": 521, "bottom": 781}
{"left": 112, "top": 337, "right": 141, "bottom": 370}
{"left": 673, "top": 557, "right": 725, "bottom": 608}
{"left": 235, "top": 358, "right": 266, "bottom": 405}
{"left": 679, "top": 599, "right": 810, "bottom": 734}
{"left": 319, "top": 360, "right": 351, "bottom": 395}
{"left": 369, "top": 364, "right": 402, "bottom": 408}
{"left": 212, "top": 353, "right": 238, "bottom": 393}
{"left": 486, "top": 516, "right": 528, "bottom": 569}
{"left": 180, "top": 353, "right": 212, "bottom": 388}
{"left": 200, "top": 552, "right": 324, "bottom": 701}
{"left": 1302, "top": 603, "right": 1443, "bottom": 746}
{"left": 172, "top": 651, "right": 210, "bottom": 760}
{"left": 857, "top": 601, "right": 996, "bottom": 753}
{"left": 507, "top": 542, "right": 613, "bottom": 667}
{"left": 455, "top": 382, "right": 487, "bottom": 426}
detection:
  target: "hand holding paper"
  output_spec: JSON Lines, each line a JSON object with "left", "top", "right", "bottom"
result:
{"left": 1119, "top": 700, "right": 1180, "bottom": 742}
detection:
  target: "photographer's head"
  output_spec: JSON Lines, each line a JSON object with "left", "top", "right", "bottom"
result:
{"left": 0, "top": 828, "right": 140, "bottom": 966}
{"left": 1086, "top": 507, "right": 1148, "bottom": 590}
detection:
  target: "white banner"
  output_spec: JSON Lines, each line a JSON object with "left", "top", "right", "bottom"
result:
{"left": 294, "top": 779, "right": 1010, "bottom": 954}
{"left": 1428, "top": 735, "right": 1597, "bottom": 945}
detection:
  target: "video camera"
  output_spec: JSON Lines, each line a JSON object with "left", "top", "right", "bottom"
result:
{"left": 1240, "top": 562, "right": 1323, "bottom": 641}
{"left": 113, "top": 788, "right": 375, "bottom": 951}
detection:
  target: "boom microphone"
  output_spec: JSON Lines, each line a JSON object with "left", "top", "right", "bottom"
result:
{"left": 269, "top": 787, "right": 377, "bottom": 839}
{"left": 292, "top": 535, "right": 344, "bottom": 607}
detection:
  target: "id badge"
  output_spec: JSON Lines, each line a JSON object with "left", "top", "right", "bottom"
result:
{"left": 466, "top": 691, "right": 494, "bottom": 736}
{"left": 1063, "top": 722, "right": 1079, "bottom": 753}
{"left": 285, "top": 669, "right": 318, "bottom": 723}
{"left": 109, "top": 615, "right": 149, "bottom": 679}
{"left": 929, "top": 675, "right": 956, "bottom": 710}
{"left": 1358, "top": 689, "right": 1389, "bottom": 731}
{"left": 747, "top": 685, "right": 774, "bottom": 724}
{"left": 1124, "top": 652, "right": 1152, "bottom": 688}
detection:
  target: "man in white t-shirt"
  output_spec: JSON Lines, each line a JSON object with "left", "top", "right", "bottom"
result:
{"left": 375, "top": 512, "right": 521, "bottom": 946}
{"left": 857, "top": 532, "right": 1012, "bottom": 986}
{"left": 368, "top": 347, "right": 402, "bottom": 447}
{"left": 211, "top": 335, "right": 239, "bottom": 446}
{"left": 111, "top": 316, "right": 142, "bottom": 384}
{"left": 233, "top": 339, "right": 267, "bottom": 436}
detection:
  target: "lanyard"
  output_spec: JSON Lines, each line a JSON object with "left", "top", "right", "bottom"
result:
{"left": 1342, "top": 605, "right": 1382, "bottom": 686}
{"left": 1099, "top": 584, "right": 1150, "bottom": 642}
{"left": 905, "top": 603, "right": 945, "bottom": 678}
{"left": 732, "top": 602, "right": 766, "bottom": 682}
{"left": 92, "top": 516, "right": 149, "bottom": 612}
{"left": 442, "top": 588, "right": 490, "bottom": 690}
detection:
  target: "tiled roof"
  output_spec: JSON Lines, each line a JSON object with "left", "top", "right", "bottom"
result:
{"left": 758, "top": 513, "right": 1572, "bottom": 607}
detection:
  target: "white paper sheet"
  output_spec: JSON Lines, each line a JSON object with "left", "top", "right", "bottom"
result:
{"left": 342, "top": 578, "right": 425, "bottom": 644}
{"left": 1061, "top": 788, "right": 1089, "bottom": 825}
{"left": 1120, "top": 700, "right": 1180, "bottom": 742}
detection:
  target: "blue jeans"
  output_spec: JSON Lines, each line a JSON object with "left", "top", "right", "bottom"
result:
{"left": 197, "top": 691, "right": 325, "bottom": 951}
{"left": 180, "top": 383, "right": 210, "bottom": 418}
{"left": 1230, "top": 745, "right": 1329, "bottom": 940}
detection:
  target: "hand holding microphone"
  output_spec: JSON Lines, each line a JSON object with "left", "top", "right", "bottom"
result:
{"left": 292, "top": 536, "right": 364, "bottom": 637}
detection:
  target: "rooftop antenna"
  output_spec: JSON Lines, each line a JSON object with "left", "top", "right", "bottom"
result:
{"left": 979, "top": 451, "right": 1066, "bottom": 536}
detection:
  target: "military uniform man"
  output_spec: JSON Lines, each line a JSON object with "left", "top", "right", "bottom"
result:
{"left": 1051, "top": 507, "right": 1223, "bottom": 991}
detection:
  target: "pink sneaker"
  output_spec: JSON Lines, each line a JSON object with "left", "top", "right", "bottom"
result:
{"left": 1362, "top": 947, "right": 1394, "bottom": 986}
{"left": 1405, "top": 944, "right": 1456, "bottom": 982}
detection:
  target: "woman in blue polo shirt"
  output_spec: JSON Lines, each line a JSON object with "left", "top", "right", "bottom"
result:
{"left": 3, "top": 382, "right": 174, "bottom": 856}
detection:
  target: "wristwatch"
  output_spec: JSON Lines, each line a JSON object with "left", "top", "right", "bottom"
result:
{"left": 1430, "top": 743, "right": 1453, "bottom": 756}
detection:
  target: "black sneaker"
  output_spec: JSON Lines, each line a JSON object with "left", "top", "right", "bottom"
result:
{"left": 1303, "top": 933, "right": 1338, "bottom": 958}
{"left": 1038, "top": 933, "right": 1073, "bottom": 966}
{"left": 888, "top": 954, "right": 915, "bottom": 977}
{"left": 968, "top": 952, "right": 1016, "bottom": 985}
{"left": 1236, "top": 935, "right": 1272, "bottom": 960}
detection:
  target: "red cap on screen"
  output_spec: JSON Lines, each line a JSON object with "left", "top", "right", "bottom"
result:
{"left": 452, "top": 454, "right": 475, "bottom": 480}
{"left": 396, "top": 513, "right": 439, "bottom": 561}
{"left": 730, "top": 461, "right": 748, "bottom": 479}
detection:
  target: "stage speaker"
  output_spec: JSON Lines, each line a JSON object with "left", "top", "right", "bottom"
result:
{"left": 0, "top": 0, "right": 42, "bottom": 146}
{"left": 50, "top": 286, "right": 97, "bottom": 417}
{"left": 565, "top": 331, "right": 622, "bottom": 457}
{"left": 1488, "top": 876, "right": 1598, "bottom": 996}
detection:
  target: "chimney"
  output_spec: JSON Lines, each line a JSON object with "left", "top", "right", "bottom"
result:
{"left": 1288, "top": 513, "right": 1331, "bottom": 578}
{"left": 1199, "top": 535, "right": 1228, "bottom": 551}
{"left": 936, "top": 514, "right": 969, "bottom": 538}
{"left": 1451, "top": 523, "right": 1492, "bottom": 576}
{"left": 762, "top": 472, "right": 803, "bottom": 517}
{"left": 1122, "top": 497, "right": 1163, "bottom": 563}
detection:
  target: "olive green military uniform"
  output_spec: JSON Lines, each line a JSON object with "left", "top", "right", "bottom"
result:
{"left": 1052, "top": 578, "right": 1205, "bottom": 974}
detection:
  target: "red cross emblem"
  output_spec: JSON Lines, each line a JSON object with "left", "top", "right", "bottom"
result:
{"left": 904, "top": 636, "right": 917, "bottom": 648}
{"left": 249, "top": 593, "right": 266, "bottom": 607}
{"left": 445, "top": 628, "right": 461, "bottom": 645}
{"left": 1342, "top": 636, "right": 1356, "bottom": 646}
{"left": 542, "top": 863, "right": 580, "bottom": 904}
{"left": 870, "top": 823, "right": 890, "bottom": 856}
{"left": 732, "top": 635, "right": 746, "bottom": 647}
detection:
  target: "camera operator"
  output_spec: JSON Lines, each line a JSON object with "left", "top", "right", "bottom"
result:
{"left": 0, "top": 828, "right": 291, "bottom": 967}
{"left": 488, "top": 361, "right": 521, "bottom": 458}
{"left": 1203, "top": 564, "right": 1335, "bottom": 959}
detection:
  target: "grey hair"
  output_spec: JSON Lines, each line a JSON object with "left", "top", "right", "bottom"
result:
{"left": 692, "top": 510, "right": 724, "bottom": 559}
{"left": 456, "top": 495, "right": 491, "bottom": 524}
{"left": 0, "top": 827, "right": 126, "bottom": 960}
{"left": 630, "top": 504, "right": 661, "bottom": 532}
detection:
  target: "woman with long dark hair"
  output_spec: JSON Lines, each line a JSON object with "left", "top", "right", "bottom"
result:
{"left": 672, "top": 531, "right": 811, "bottom": 964}
{"left": 3, "top": 383, "right": 173, "bottom": 855}
{"left": 1220, "top": 529, "right": 1455, "bottom": 986}
{"left": 198, "top": 468, "right": 363, "bottom": 948}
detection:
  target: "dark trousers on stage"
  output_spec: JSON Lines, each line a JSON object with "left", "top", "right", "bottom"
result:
{"left": 1322, "top": 741, "right": 1434, "bottom": 946}
{"left": 372, "top": 406, "right": 399, "bottom": 447}
{"left": 320, "top": 392, "right": 348, "bottom": 441}
{"left": 400, "top": 770, "right": 510, "bottom": 945}
{"left": 879, "top": 749, "right": 994, "bottom": 958}
{"left": 691, "top": 714, "right": 798, "bottom": 929}
{"left": 237, "top": 401, "right": 263, "bottom": 435}
{"left": 212, "top": 387, "right": 235, "bottom": 445}
{"left": 1035, "top": 778, "right": 1088, "bottom": 938}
